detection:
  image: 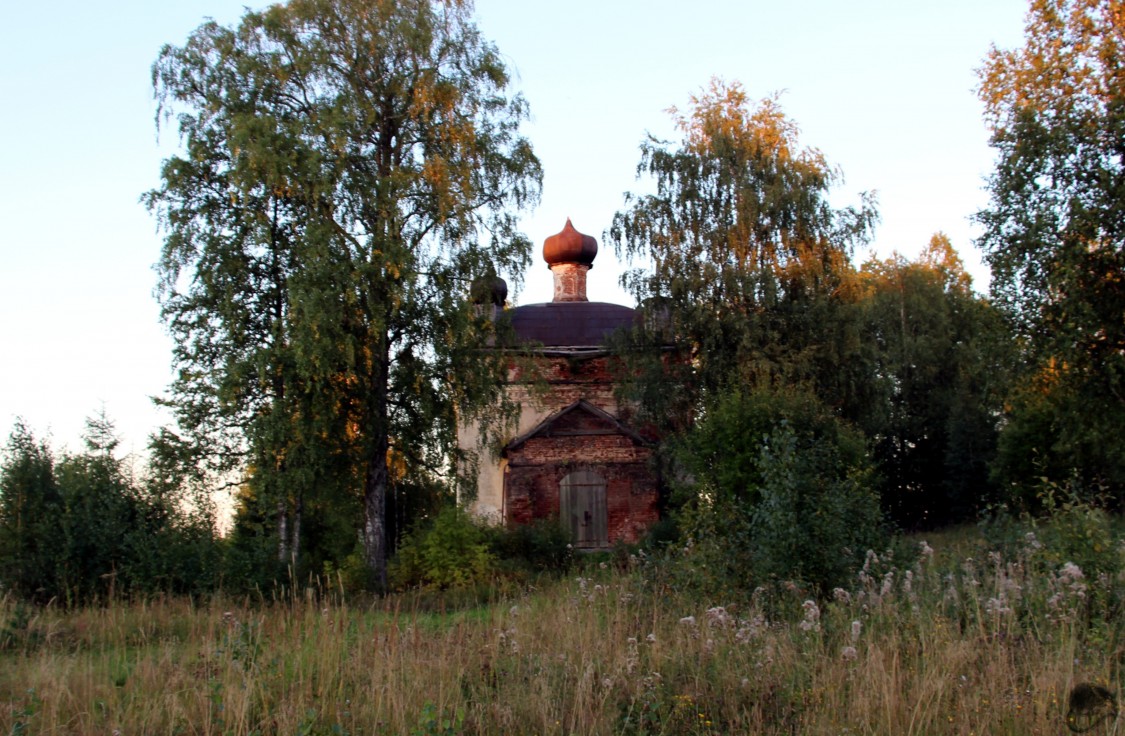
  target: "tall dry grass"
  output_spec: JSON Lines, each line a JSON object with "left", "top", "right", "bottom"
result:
{"left": 0, "top": 525, "right": 1122, "bottom": 734}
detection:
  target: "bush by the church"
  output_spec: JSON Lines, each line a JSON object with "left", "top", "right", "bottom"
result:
{"left": 672, "top": 386, "right": 885, "bottom": 596}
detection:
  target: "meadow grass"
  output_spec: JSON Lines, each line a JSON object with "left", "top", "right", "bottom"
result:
{"left": 0, "top": 523, "right": 1122, "bottom": 735}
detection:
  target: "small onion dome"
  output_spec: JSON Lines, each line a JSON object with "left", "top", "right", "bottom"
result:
{"left": 470, "top": 274, "right": 508, "bottom": 306}
{"left": 543, "top": 218, "right": 597, "bottom": 267}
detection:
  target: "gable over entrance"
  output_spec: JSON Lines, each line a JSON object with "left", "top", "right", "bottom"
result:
{"left": 502, "top": 400, "right": 658, "bottom": 548}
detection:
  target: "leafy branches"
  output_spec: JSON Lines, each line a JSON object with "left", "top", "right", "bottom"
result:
{"left": 146, "top": 0, "right": 541, "bottom": 586}
{"left": 977, "top": 0, "right": 1125, "bottom": 494}
{"left": 608, "top": 78, "right": 877, "bottom": 424}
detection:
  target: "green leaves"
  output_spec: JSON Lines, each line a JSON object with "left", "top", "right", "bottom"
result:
{"left": 147, "top": 0, "right": 541, "bottom": 585}
{"left": 856, "top": 241, "right": 1008, "bottom": 526}
{"left": 0, "top": 418, "right": 221, "bottom": 603}
{"left": 676, "top": 386, "right": 882, "bottom": 594}
{"left": 609, "top": 79, "right": 877, "bottom": 420}
{"left": 977, "top": 0, "right": 1125, "bottom": 493}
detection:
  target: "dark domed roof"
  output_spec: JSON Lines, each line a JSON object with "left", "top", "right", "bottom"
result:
{"left": 543, "top": 218, "right": 598, "bottom": 267}
{"left": 508, "top": 301, "right": 635, "bottom": 348}
{"left": 470, "top": 275, "right": 508, "bottom": 306}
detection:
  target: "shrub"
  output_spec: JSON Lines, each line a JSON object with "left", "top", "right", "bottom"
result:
{"left": 1, "top": 418, "right": 222, "bottom": 603}
{"left": 982, "top": 476, "right": 1123, "bottom": 584}
{"left": 485, "top": 515, "right": 573, "bottom": 574}
{"left": 389, "top": 506, "right": 496, "bottom": 590}
{"left": 673, "top": 386, "right": 884, "bottom": 595}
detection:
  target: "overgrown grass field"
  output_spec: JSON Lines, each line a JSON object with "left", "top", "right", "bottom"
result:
{"left": 2, "top": 520, "right": 1123, "bottom": 735}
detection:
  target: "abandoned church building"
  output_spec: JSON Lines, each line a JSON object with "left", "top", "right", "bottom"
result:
{"left": 460, "top": 220, "right": 661, "bottom": 549}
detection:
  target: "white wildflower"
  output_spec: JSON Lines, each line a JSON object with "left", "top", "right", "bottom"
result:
{"left": 881, "top": 571, "right": 895, "bottom": 598}
{"left": 799, "top": 600, "right": 821, "bottom": 632}
{"left": 985, "top": 596, "right": 1012, "bottom": 616}
{"left": 1060, "top": 562, "right": 1084, "bottom": 582}
{"left": 832, "top": 587, "right": 851, "bottom": 604}
{"left": 679, "top": 615, "right": 697, "bottom": 627}
{"left": 706, "top": 606, "right": 732, "bottom": 628}
{"left": 850, "top": 619, "right": 862, "bottom": 643}
{"left": 625, "top": 637, "right": 639, "bottom": 673}
{"left": 735, "top": 615, "right": 765, "bottom": 643}
{"left": 841, "top": 646, "right": 858, "bottom": 661}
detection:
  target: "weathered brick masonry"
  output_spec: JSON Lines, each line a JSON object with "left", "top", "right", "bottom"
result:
{"left": 502, "top": 399, "right": 659, "bottom": 545}
{"left": 462, "top": 220, "right": 662, "bottom": 548}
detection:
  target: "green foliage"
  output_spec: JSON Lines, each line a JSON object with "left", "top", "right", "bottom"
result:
{"left": 609, "top": 78, "right": 1012, "bottom": 527}
{"left": 146, "top": 0, "right": 541, "bottom": 587}
{"left": 675, "top": 387, "right": 884, "bottom": 595}
{"left": 992, "top": 367, "right": 1125, "bottom": 503}
{"left": 389, "top": 506, "right": 496, "bottom": 590}
{"left": 0, "top": 420, "right": 63, "bottom": 600}
{"left": 977, "top": 0, "right": 1125, "bottom": 496}
{"left": 324, "top": 549, "right": 376, "bottom": 594}
{"left": 983, "top": 475, "right": 1122, "bottom": 583}
{"left": 484, "top": 514, "right": 574, "bottom": 574}
{"left": 856, "top": 237, "right": 1010, "bottom": 526}
{"left": 389, "top": 508, "right": 579, "bottom": 591}
{"left": 608, "top": 78, "right": 877, "bottom": 430}
{"left": 0, "top": 601, "right": 38, "bottom": 652}
{"left": 410, "top": 702, "right": 464, "bottom": 736}
{"left": 990, "top": 382, "right": 1087, "bottom": 509}
{"left": 0, "top": 417, "right": 221, "bottom": 603}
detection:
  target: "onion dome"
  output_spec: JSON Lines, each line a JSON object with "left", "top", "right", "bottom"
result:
{"left": 506, "top": 219, "right": 640, "bottom": 346}
{"left": 543, "top": 218, "right": 598, "bottom": 267}
{"left": 470, "top": 274, "right": 508, "bottom": 306}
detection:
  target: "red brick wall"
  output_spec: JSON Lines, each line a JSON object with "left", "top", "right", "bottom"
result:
{"left": 507, "top": 355, "right": 645, "bottom": 428}
{"left": 501, "top": 354, "right": 661, "bottom": 546}
{"left": 505, "top": 436, "right": 659, "bottom": 546}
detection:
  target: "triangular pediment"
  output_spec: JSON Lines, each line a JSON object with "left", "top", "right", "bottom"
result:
{"left": 503, "top": 400, "right": 648, "bottom": 455}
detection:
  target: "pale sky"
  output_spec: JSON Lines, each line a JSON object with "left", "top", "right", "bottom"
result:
{"left": 0, "top": 0, "right": 1028, "bottom": 455}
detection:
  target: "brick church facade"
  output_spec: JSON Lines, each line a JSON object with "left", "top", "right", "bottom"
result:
{"left": 461, "top": 220, "right": 660, "bottom": 548}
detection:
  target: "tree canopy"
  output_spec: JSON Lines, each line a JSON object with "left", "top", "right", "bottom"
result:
{"left": 608, "top": 80, "right": 1010, "bottom": 529}
{"left": 977, "top": 0, "right": 1125, "bottom": 494}
{"left": 857, "top": 236, "right": 1008, "bottom": 526}
{"left": 0, "top": 416, "right": 219, "bottom": 603}
{"left": 145, "top": 0, "right": 541, "bottom": 587}
{"left": 608, "top": 78, "right": 878, "bottom": 422}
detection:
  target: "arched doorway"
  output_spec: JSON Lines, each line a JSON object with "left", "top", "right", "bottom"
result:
{"left": 560, "top": 469, "right": 607, "bottom": 548}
